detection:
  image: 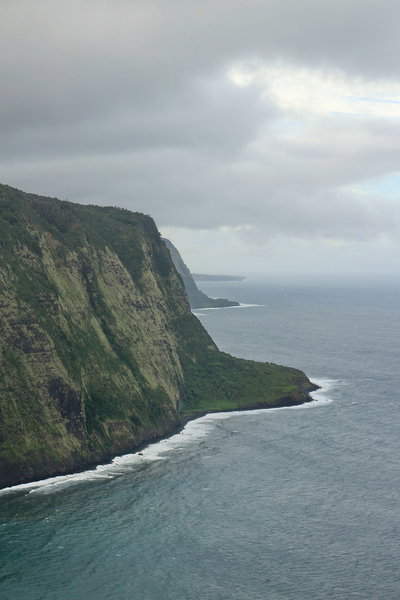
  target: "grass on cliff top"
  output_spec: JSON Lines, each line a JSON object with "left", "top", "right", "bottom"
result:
{"left": 174, "top": 313, "right": 311, "bottom": 415}
{"left": 179, "top": 350, "right": 306, "bottom": 414}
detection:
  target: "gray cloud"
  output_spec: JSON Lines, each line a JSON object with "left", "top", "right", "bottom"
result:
{"left": 1, "top": 0, "right": 400, "bottom": 271}
{"left": 0, "top": 75, "right": 272, "bottom": 160}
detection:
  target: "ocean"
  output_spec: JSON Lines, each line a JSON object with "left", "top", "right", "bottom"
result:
{"left": 1, "top": 278, "right": 399, "bottom": 599}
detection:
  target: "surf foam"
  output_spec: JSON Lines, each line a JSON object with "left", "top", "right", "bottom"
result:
{"left": 0, "top": 379, "right": 338, "bottom": 496}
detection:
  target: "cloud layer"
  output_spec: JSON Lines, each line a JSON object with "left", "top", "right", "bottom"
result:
{"left": 1, "top": 1, "right": 400, "bottom": 273}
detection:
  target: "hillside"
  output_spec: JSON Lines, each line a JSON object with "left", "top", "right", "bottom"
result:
{"left": 0, "top": 184, "right": 316, "bottom": 488}
{"left": 162, "top": 238, "right": 239, "bottom": 308}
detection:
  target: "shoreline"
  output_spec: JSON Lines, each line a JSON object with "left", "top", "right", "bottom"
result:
{"left": 178, "top": 385, "right": 320, "bottom": 425}
{"left": 0, "top": 386, "right": 320, "bottom": 494}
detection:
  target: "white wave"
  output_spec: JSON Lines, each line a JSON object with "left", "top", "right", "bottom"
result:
{"left": 193, "top": 303, "right": 263, "bottom": 314}
{"left": 0, "top": 380, "right": 337, "bottom": 496}
{"left": 0, "top": 470, "right": 111, "bottom": 497}
{"left": 0, "top": 416, "right": 233, "bottom": 496}
{"left": 0, "top": 411, "right": 270, "bottom": 496}
{"left": 307, "top": 377, "right": 343, "bottom": 405}
{"left": 310, "top": 377, "right": 343, "bottom": 389}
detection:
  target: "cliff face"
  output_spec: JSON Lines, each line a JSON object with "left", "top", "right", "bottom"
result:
{"left": 162, "top": 238, "right": 239, "bottom": 308}
{"left": 0, "top": 184, "right": 315, "bottom": 489}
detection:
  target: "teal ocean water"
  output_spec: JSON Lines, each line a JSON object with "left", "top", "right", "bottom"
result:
{"left": 1, "top": 278, "right": 399, "bottom": 599}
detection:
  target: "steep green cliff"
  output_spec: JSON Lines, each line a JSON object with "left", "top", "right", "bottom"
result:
{"left": 162, "top": 238, "right": 239, "bottom": 308}
{"left": 0, "top": 184, "right": 315, "bottom": 489}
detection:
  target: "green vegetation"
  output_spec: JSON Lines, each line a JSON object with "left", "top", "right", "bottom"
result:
{"left": 180, "top": 352, "right": 310, "bottom": 413}
{"left": 0, "top": 183, "right": 315, "bottom": 488}
{"left": 173, "top": 313, "right": 312, "bottom": 414}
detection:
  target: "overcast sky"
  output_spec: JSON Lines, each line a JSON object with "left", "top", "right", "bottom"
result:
{"left": 1, "top": 0, "right": 400, "bottom": 278}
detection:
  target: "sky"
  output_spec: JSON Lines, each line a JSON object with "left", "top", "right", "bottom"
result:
{"left": 1, "top": 0, "right": 400, "bottom": 279}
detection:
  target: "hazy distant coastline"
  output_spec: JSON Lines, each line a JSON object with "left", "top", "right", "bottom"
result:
{"left": 192, "top": 274, "right": 245, "bottom": 282}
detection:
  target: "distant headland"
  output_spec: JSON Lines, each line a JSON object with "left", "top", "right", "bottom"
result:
{"left": 162, "top": 238, "right": 240, "bottom": 308}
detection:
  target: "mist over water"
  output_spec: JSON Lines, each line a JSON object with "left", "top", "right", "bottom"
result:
{"left": 1, "top": 279, "right": 399, "bottom": 599}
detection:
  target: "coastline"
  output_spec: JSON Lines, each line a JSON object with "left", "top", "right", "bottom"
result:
{"left": 0, "top": 385, "right": 319, "bottom": 494}
{"left": 178, "top": 384, "right": 320, "bottom": 425}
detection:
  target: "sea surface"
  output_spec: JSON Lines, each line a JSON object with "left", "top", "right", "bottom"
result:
{"left": 1, "top": 277, "right": 399, "bottom": 599}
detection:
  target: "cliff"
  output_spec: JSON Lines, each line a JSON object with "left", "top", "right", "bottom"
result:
{"left": 0, "top": 184, "right": 316, "bottom": 489}
{"left": 162, "top": 238, "right": 239, "bottom": 308}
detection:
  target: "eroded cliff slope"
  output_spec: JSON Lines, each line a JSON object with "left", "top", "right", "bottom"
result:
{"left": 162, "top": 238, "right": 239, "bottom": 308}
{"left": 0, "top": 184, "right": 315, "bottom": 488}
